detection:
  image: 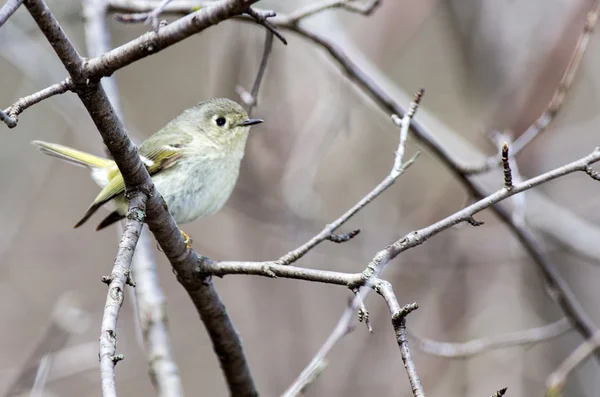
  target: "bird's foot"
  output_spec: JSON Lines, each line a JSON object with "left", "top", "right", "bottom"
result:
{"left": 180, "top": 229, "right": 192, "bottom": 250}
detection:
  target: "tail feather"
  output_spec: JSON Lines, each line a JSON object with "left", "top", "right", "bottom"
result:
{"left": 32, "top": 140, "right": 112, "bottom": 169}
{"left": 33, "top": 140, "right": 115, "bottom": 229}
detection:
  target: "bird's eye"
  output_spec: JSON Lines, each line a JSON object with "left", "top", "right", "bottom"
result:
{"left": 215, "top": 117, "right": 226, "bottom": 127}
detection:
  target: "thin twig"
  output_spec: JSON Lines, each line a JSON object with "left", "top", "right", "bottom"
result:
{"left": 377, "top": 281, "right": 425, "bottom": 397}
{"left": 114, "top": 0, "right": 173, "bottom": 31}
{"left": 245, "top": 8, "right": 287, "bottom": 45}
{"left": 412, "top": 318, "right": 572, "bottom": 359}
{"left": 275, "top": 88, "right": 424, "bottom": 268}
{"left": 3, "top": 78, "right": 72, "bottom": 127}
{"left": 276, "top": 152, "right": 419, "bottom": 266}
{"left": 393, "top": 302, "right": 424, "bottom": 397}
{"left": 99, "top": 191, "right": 148, "bottom": 397}
{"left": 281, "top": 299, "right": 357, "bottom": 397}
{"left": 237, "top": 29, "right": 274, "bottom": 114}
{"left": 546, "top": 331, "right": 600, "bottom": 397}
{"left": 0, "top": 0, "right": 23, "bottom": 28}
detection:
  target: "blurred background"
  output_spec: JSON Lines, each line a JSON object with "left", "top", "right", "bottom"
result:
{"left": 1, "top": 0, "right": 600, "bottom": 396}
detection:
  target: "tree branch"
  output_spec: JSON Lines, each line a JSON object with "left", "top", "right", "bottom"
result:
{"left": 86, "top": 0, "right": 260, "bottom": 79}
{"left": 237, "top": 30, "right": 273, "bottom": 115}
{"left": 99, "top": 190, "right": 147, "bottom": 397}
{"left": 412, "top": 318, "right": 572, "bottom": 359}
{"left": 2, "top": 78, "right": 72, "bottom": 127}
{"left": 0, "top": 0, "right": 23, "bottom": 29}
{"left": 546, "top": 330, "right": 600, "bottom": 397}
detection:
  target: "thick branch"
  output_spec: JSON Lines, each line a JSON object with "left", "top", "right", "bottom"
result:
{"left": 86, "top": 0, "right": 259, "bottom": 79}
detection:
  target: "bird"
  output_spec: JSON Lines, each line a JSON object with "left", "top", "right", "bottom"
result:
{"left": 32, "top": 98, "right": 263, "bottom": 247}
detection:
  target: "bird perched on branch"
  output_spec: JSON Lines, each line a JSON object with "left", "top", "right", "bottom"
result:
{"left": 32, "top": 98, "right": 263, "bottom": 248}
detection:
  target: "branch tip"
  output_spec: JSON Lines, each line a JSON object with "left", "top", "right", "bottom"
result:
{"left": 502, "top": 142, "right": 513, "bottom": 189}
{"left": 111, "top": 354, "right": 125, "bottom": 364}
{"left": 326, "top": 229, "right": 361, "bottom": 243}
{"left": 491, "top": 387, "right": 508, "bottom": 397}
{"left": 393, "top": 302, "right": 419, "bottom": 324}
{"left": 466, "top": 216, "right": 484, "bottom": 227}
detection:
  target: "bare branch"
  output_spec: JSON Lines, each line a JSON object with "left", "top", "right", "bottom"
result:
{"left": 393, "top": 303, "right": 424, "bottom": 397}
{"left": 245, "top": 8, "right": 287, "bottom": 45}
{"left": 377, "top": 281, "right": 425, "bottom": 397}
{"left": 99, "top": 190, "right": 147, "bottom": 397}
{"left": 369, "top": 148, "right": 600, "bottom": 269}
{"left": 0, "top": 0, "right": 23, "bottom": 28}
{"left": 281, "top": 300, "right": 357, "bottom": 397}
{"left": 237, "top": 30, "right": 274, "bottom": 114}
{"left": 87, "top": 0, "right": 261, "bottom": 79}
{"left": 114, "top": 0, "right": 173, "bottom": 31}
{"left": 2, "top": 78, "right": 72, "bottom": 128}
{"left": 412, "top": 318, "right": 572, "bottom": 359}
{"left": 546, "top": 331, "right": 600, "bottom": 397}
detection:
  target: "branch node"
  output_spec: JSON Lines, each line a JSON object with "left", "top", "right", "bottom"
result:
{"left": 246, "top": 8, "right": 287, "bottom": 45}
{"left": 111, "top": 354, "right": 125, "bottom": 365}
{"left": 466, "top": 216, "right": 485, "bottom": 227}
{"left": 124, "top": 269, "right": 136, "bottom": 287}
{"left": 502, "top": 142, "right": 513, "bottom": 189}
{"left": 101, "top": 274, "right": 114, "bottom": 285}
{"left": 585, "top": 165, "right": 600, "bottom": 181}
{"left": 392, "top": 302, "right": 419, "bottom": 325}
{"left": 261, "top": 264, "right": 278, "bottom": 278}
{"left": 326, "top": 229, "right": 361, "bottom": 243}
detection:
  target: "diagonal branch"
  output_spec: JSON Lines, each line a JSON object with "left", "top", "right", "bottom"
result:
{"left": 546, "top": 330, "right": 600, "bottom": 397}
{"left": 99, "top": 190, "right": 147, "bottom": 397}
{"left": 0, "top": 0, "right": 23, "bottom": 28}
{"left": 412, "top": 318, "right": 572, "bottom": 359}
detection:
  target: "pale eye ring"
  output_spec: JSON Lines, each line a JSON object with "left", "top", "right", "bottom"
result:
{"left": 215, "top": 116, "right": 226, "bottom": 127}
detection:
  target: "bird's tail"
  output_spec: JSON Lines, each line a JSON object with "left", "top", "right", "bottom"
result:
{"left": 31, "top": 140, "right": 112, "bottom": 169}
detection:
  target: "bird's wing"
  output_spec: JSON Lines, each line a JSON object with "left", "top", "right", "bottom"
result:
{"left": 74, "top": 132, "right": 193, "bottom": 228}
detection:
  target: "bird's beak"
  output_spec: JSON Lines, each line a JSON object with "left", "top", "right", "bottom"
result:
{"left": 238, "top": 118, "right": 263, "bottom": 127}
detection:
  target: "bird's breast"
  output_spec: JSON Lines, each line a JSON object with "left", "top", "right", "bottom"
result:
{"left": 152, "top": 154, "right": 242, "bottom": 225}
